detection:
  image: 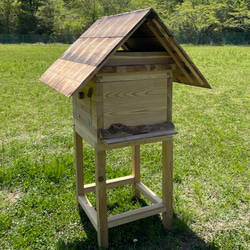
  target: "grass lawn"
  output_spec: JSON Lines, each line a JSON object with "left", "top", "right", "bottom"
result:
{"left": 0, "top": 44, "right": 249, "bottom": 249}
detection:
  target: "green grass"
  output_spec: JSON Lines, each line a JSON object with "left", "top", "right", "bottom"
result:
{"left": 0, "top": 44, "right": 249, "bottom": 249}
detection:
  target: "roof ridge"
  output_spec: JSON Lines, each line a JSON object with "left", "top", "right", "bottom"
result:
{"left": 97, "top": 7, "right": 152, "bottom": 20}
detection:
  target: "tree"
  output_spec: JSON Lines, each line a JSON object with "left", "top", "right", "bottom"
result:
{"left": 0, "top": 0, "right": 249, "bottom": 44}
{"left": 16, "top": 0, "right": 41, "bottom": 34}
{"left": 169, "top": 0, "right": 218, "bottom": 43}
{"left": 0, "top": 0, "right": 19, "bottom": 33}
{"left": 35, "top": 0, "right": 56, "bottom": 34}
{"left": 52, "top": 0, "right": 86, "bottom": 36}
{"left": 225, "top": 0, "right": 250, "bottom": 32}
{"left": 100, "top": 0, "right": 131, "bottom": 16}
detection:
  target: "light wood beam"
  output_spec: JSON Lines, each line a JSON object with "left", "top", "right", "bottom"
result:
{"left": 74, "top": 128, "right": 84, "bottom": 210}
{"left": 84, "top": 175, "right": 134, "bottom": 193}
{"left": 162, "top": 139, "right": 174, "bottom": 230}
{"left": 108, "top": 203, "right": 166, "bottom": 228}
{"left": 95, "top": 150, "right": 108, "bottom": 248}
{"left": 78, "top": 195, "right": 97, "bottom": 230}
{"left": 132, "top": 145, "right": 141, "bottom": 198}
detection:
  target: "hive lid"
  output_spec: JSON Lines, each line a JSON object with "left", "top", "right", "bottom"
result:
{"left": 40, "top": 8, "right": 211, "bottom": 97}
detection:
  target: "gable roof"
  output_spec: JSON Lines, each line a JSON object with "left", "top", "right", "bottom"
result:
{"left": 40, "top": 8, "right": 211, "bottom": 97}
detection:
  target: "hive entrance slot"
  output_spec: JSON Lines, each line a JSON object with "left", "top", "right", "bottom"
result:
{"left": 100, "top": 121, "right": 177, "bottom": 145}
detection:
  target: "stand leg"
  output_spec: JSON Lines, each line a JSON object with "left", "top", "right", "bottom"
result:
{"left": 95, "top": 149, "right": 109, "bottom": 248}
{"left": 132, "top": 145, "right": 141, "bottom": 198}
{"left": 162, "top": 139, "right": 173, "bottom": 230}
{"left": 74, "top": 128, "right": 84, "bottom": 210}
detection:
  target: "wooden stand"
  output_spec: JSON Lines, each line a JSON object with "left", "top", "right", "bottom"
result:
{"left": 74, "top": 129, "right": 174, "bottom": 248}
{"left": 40, "top": 8, "right": 210, "bottom": 249}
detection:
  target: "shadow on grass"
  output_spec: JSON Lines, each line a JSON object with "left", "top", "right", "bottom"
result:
{"left": 56, "top": 206, "right": 218, "bottom": 250}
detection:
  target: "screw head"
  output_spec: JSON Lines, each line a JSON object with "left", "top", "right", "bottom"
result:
{"left": 98, "top": 176, "right": 104, "bottom": 182}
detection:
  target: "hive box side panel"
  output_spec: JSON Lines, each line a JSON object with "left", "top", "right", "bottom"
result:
{"left": 73, "top": 79, "right": 99, "bottom": 145}
{"left": 102, "top": 78, "right": 168, "bottom": 128}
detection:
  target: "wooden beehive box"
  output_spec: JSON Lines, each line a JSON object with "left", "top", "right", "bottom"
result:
{"left": 73, "top": 51, "right": 176, "bottom": 147}
{"left": 40, "top": 8, "right": 211, "bottom": 148}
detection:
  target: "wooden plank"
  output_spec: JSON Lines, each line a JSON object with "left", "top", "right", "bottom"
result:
{"left": 78, "top": 195, "right": 97, "bottom": 230}
{"left": 136, "top": 182, "right": 162, "bottom": 204}
{"left": 73, "top": 91, "right": 92, "bottom": 128}
{"left": 95, "top": 82, "right": 103, "bottom": 130}
{"left": 103, "top": 129, "right": 177, "bottom": 145}
{"left": 132, "top": 145, "right": 140, "bottom": 198}
{"left": 75, "top": 98, "right": 91, "bottom": 118}
{"left": 105, "top": 52, "right": 173, "bottom": 66}
{"left": 167, "top": 73, "right": 173, "bottom": 122}
{"left": 84, "top": 175, "right": 135, "bottom": 193}
{"left": 97, "top": 134, "right": 175, "bottom": 151}
{"left": 39, "top": 58, "right": 96, "bottom": 97}
{"left": 99, "top": 64, "right": 174, "bottom": 74}
{"left": 81, "top": 8, "right": 151, "bottom": 38}
{"left": 104, "top": 175, "right": 134, "bottom": 188}
{"left": 146, "top": 20, "right": 194, "bottom": 83}
{"left": 102, "top": 79, "right": 168, "bottom": 128}
{"left": 74, "top": 118, "right": 98, "bottom": 148}
{"left": 162, "top": 139, "right": 173, "bottom": 230}
{"left": 107, "top": 51, "right": 170, "bottom": 57}
{"left": 61, "top": 37, "right": 123, "bottom": 66}
{"left": 96, "top": 71, "right": 170, "bottom": 83}
{"left": 108, "top": 203, "right": 166, "bottom": 228}
{"left": 95, "top": 150, "right": 108, "bottom": 248}
{"left": 74, "top": 79, "right": 95, "bottom": 125}
{"left": 74, "top": 129, "right": 84, "bottom": 211}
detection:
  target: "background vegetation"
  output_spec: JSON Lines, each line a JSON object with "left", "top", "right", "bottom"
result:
{"left": 0, "top": 44, "right": 249, "bottom": 249}
{"left": 0, "top": 0, "right": 249, "bottom": 44}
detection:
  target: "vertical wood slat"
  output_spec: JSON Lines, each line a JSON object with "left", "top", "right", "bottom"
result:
{"left": 132, "top": 145, "right": 140, "bottom": 198}
{"left": 163, "top": 73, "right": 173, "bottom": 229}
{"left": 96, "top": 82, "right": 104, "bottom": 131}
{"left": 95, "top": 150, "right": 108, "bottom": 248}
{"left": 74, "top": 128, "right": 84, "bottom": 210}
{"left": 162, "top": 139, "right": 173, "bottom": 230}
{"left": 167, "top": 73, "right": 173, "bottom": 122}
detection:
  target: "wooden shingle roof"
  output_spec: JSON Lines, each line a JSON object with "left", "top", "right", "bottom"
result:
{"left": 40, "top": 8, "right": 211, "bottom": 97}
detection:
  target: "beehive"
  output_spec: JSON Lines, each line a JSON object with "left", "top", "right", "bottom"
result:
{"left": 40, "top": 8, "right": 210, "bottom": 248}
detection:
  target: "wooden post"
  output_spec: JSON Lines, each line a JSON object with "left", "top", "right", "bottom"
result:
{"left": 162, "top": 72, "right": 173, "bottom": 229}
{"left": 162, "top": 139, "right": 173, "bottom": 230}
{"left": 74, "top": 127, "right": 84, "bottom": 210}
{"left": 132, "top": 145, "right": 140, "bottom": 198}
{"left": 95, "top": 149, "right": 108, "bottom": 248}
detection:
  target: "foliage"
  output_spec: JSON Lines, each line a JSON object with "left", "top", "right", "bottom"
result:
{"left": 0, "top": 0, "right": 19, "bottom": 33}
{"left": 0, "top": 44, "right": 249, "bottom": 249}
{"left": 0, "top": 0, "right": 249, "bottom": 43}
{"left": 169, "top": 1, "right": 219, "bottom": 44}
{"left": 225, "top": 0, "right": 250, "bottom": 31}
{"left": 16, "top": 0, "right": 41, "bottom": 34}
